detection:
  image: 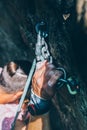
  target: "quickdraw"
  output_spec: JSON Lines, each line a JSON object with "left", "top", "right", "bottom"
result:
{"left": 35, "top": 22, "right": 80, "bottom": 95}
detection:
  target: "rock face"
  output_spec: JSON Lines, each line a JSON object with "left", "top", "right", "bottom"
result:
{"left": 0, "top": 0, "right": 35, "bottom": 66}
{"left": 0, "top": 0, "right": 87, "bottom": 130}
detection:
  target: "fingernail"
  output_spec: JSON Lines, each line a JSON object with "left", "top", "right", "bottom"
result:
{"left": 48, "top": 80, "right": 53, "bottom": 87}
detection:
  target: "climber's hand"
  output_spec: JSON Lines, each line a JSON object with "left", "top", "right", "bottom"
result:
{"left": 32, "top": 61, "right": 63, "bottom": 100}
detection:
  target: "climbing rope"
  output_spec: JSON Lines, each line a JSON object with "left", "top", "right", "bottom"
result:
{"left": 11, "top": 59, "right": 36, "bottom": 130}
